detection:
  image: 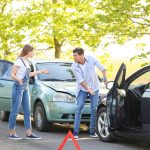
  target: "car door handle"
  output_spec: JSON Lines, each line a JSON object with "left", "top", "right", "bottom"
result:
{"left": 0, "top": 83, "right": 4, "bottom": 87}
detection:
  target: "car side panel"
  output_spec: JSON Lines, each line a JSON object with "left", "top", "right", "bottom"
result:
{"left": 0, "top": 79, "right": 14, "bottom": 111}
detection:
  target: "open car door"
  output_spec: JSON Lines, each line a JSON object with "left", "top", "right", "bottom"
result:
{"left": 107, "top": 63, "right": 126, "bottom": 131}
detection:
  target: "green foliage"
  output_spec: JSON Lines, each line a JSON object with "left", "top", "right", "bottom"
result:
{"left": 130, "top": 51, "right": 150, "bottom": 66}
{"left": 0, "top": 0, "right": 149, "bottom": 66}
{"left": 95, "top": 0, "right": 150, "bottom": 41}
{"left": 130, "top": 42, "right": 150, "bottom": 66}
{"left": 0, "top": 0, "right": 26, "bottom": 60}
{"left": 95, "top": 0, "right": 150, "bottom": 66}
{"left": 96, "top": 53, "right": 114, "bottom": 77}
{"left": 13, "top": 0, "right": 111, "bottom": 57}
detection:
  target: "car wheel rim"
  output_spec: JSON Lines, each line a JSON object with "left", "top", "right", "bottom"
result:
{"left": 35, "top": 107, "right": 43, "bottom": 128}
{"left": 98, "top": 112, "right": 109, "bottom": 138}
{"left": 0, "top": 110, "right": 4, "bottom": 119}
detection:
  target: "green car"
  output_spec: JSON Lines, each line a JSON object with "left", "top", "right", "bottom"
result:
{"left": 0, "top": 59, "right": 108, "bottom": 131}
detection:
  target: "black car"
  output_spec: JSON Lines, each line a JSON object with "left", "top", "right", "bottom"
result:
{"left": 96, "top": 63, "right": 150, "bottom": 142}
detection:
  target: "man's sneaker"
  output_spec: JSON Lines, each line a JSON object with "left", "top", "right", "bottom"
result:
{"left": 90, "top": 133, "right": 98, "bottom": 138}
{"left": 9, "top": 134, "right": 22, "bottom": 140}
{"left": 73, "top": 131, "right": 78, "bottom": 139}
{"left": 26, "top": 133, "right": 41, "bottom": 140}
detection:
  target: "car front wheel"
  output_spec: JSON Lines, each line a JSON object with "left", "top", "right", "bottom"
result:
{"left": 0, "top": 110, "right": 10, "bottom": 122}
{"left": 96, "top": 107, "right": 113, "bottom": 142}
{"left": 33, "top": 102, "right": 51, "bottom": 132}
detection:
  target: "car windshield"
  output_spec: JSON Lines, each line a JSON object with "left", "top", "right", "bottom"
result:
{"left": 36, "top": 62, "right": 76, "bottom": 82}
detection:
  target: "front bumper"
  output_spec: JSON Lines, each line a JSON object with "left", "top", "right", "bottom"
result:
{"left": 46, "top": 101, "right": 91, "bottom": 123}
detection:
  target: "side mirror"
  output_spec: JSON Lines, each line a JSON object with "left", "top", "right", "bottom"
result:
{"left": 106, "top": 81, "right": 114, "bottom": 90}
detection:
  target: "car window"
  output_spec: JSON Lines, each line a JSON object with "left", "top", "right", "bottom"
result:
{"left": 2, "top": 68, "right": 13, "bottom": 80}
{"left": 113, "top": 63, "right": 126, "bottom": 89}
{"left": 36, "top": 62, "right": 76, "bottom": 81}
{"left": 1, "top": 62, "right": 33, "bottom": 80}
{"left": 118, "top": 71, "right": 124, "bottom": 88}
{"left": 0, "top": 60, "right": 13, "bottom": 77}
{"left": 130, "top": 71, "right": 150, "bottom": 86}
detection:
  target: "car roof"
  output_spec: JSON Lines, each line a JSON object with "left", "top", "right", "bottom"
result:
{"left": 30, "top": 58, "right": 73, "bottom": 64}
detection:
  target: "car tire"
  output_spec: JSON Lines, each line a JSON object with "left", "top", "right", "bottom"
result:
{"left": 33, "top": 102, "right": 51, "bottom": 132}
{"left": 96, "top": 107, "right": 114, "bottom": 142}
{"left": 0, "top": 110, "right": 10, "bottom": 122}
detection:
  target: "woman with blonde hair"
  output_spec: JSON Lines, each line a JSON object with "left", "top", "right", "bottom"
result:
{"left": 8, "top": 44, "right": 48, "bottom": 140}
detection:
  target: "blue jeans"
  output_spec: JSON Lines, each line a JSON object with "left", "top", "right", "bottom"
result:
{"left": 8, "top": 81, "right": 31, "bottom": 130}
{"left": 74, "top": 90, "right": 99, "bottom": 134}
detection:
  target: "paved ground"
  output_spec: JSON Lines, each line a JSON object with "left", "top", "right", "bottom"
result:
{"left": 0, "top": 115, "right": 150, "bottom": 150}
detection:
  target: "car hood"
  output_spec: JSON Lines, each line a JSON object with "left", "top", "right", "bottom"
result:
{"left": 42, "top": 81, "right": 109, "bottom": 98}
{"left": 42, "top": 81, "right": 76, "bottom": 96}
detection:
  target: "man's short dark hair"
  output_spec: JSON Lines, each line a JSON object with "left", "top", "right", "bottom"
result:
{"left": 73, "top": 47, "right": 84, "bottom": 55}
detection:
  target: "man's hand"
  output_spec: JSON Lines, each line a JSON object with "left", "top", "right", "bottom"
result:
{"left": 87, "top": 87, "right": 95, "bottom": 95}
{"left": 80, "top": 81, "right": 95, "bottom": 95}
{"left": 104, "top": 80, "right": 107, "bottom": 85}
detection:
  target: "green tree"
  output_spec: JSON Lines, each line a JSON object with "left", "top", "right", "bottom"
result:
{"left": 0, "top": 0, "right": 26, "bottom": 60}
{"left": 95, "top": 0, "right": 150, "bottom": 65}
{"left": 131, "top": 43, "right": 150, "bottom": 66}
{"left": 15, "top": 0, "right": 109, "bottom": 58}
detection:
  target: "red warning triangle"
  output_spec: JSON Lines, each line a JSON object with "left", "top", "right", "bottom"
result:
{"left": 58, "top": 130, "right": 81, "bottom": 150}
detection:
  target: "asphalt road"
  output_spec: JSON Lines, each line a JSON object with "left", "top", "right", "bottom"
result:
{"left": 0, "top": 115, "right": 150, "bottom": 150}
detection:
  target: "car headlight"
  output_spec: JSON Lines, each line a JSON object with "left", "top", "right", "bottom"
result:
{"left": 53, "top": 92, "right": 75, "bottom": 103}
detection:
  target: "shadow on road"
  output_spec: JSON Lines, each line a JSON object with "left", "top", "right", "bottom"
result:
{"left": 16, "top": 115, "right": 88, "bottom": 133}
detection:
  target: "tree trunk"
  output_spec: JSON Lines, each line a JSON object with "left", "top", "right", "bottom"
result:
{"left": 52, "top": 0, "right": 61, "bottom": 58}
{"left": 54, "top": 38, "right": 61, "bottom": 58}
